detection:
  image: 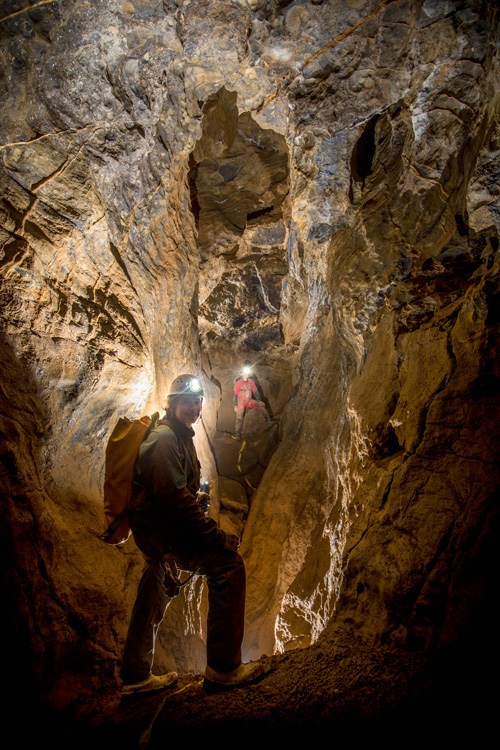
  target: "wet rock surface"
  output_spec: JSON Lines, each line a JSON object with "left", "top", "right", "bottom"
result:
{"left": 1, "top": 0, "right": 499, "bottom": 735}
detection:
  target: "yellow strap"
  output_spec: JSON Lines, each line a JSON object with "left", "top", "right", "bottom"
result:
{"left": 237, "top": 440, "right": 257, "bottom": 491}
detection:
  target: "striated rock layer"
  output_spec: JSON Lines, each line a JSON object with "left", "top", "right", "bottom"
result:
{"left": 1, "top": 0, "right": 499, "bottom": 728}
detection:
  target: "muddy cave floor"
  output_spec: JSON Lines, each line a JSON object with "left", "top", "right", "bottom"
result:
{"left": 32, "top": 626, "right": 497, "bottom": 746}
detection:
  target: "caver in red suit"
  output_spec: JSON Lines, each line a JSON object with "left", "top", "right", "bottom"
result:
{"left": 233, "top": 373, "right": 270, "bottom": 437}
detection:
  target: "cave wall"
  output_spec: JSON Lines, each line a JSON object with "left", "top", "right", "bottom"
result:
{"left": 1, "top": 0, "right": 499, "bottom": 713}
{"left": 0, "top": 0, "right": 215, "bottom": 706}
{"left": 238, "top": 0, "right": 500, "bottom": 658}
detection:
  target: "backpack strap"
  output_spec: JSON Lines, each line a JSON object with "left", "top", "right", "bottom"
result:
{"left": 155, "top": 423, "right": 186, "bottom": 463}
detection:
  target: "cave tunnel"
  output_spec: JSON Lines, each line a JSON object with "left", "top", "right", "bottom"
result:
{"left": 1, "top": 0, "right": 499, "bottom": 743}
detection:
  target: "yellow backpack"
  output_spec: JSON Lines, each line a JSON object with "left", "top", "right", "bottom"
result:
{"left": 102, "top": 412, "right": 159, "bottom": 545}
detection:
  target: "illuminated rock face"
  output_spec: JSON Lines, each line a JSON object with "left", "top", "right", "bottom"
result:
{"left": 1, "top": 0, "right": 499, "bottom": 718}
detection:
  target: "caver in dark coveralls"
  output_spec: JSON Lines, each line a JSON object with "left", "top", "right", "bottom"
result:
{"left": 120, "top": 416, "right": 245, "bottom": 682}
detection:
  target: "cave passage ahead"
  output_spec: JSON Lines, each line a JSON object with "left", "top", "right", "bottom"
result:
{"left": 191, "top": 87, "right": 292, "bottom": 544}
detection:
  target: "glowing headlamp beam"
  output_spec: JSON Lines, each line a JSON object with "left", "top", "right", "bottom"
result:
{"left": 190, "top": 378, "right": 202, "bottom": 393}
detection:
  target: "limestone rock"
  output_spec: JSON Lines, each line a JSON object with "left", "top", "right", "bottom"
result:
{"left": 1, "top": 0, "right": 499, "bottom": 732}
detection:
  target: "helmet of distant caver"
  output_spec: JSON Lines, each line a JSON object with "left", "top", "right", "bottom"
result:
{"left": 168, "top": 374, "right": 204, "bottom": 399}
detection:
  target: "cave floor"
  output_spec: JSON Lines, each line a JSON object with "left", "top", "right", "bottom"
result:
{"left": 33, "top": 628, "right": 496, "bottom": 747}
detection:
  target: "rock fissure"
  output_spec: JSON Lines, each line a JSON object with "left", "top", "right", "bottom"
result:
{"left": 0, "top": 0, "right": 59, "bottom": 25}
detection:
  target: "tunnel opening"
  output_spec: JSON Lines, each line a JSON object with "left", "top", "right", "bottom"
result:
{"left": 187, "top": 87, "right": 292, "bottom": 535}
{"left": 349, "top": 112, "right": 381, "bottom": 201}
{"left": 187, "top": 87, "right": 289, "bottom": 258}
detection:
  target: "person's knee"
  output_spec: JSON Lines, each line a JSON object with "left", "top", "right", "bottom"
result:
{"left": 205, "top": 549, "right": 245, "bottom": 583}
{"left": 221, "top": 549, "right": 244, "bottom": 570}
{"left": 229, "top": 550, "right": 245, "bottom": 572}
{"left": 227, "top": 551, "right": 246, "bottom": 584}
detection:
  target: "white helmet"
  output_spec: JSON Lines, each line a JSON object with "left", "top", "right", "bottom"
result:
{"left": 168, "top": 374, "right": 204, "bottom": 398}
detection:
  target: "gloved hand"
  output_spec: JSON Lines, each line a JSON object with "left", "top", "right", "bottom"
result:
{"left": 162, "top": 554, "right": 181, "bottom": 597}
{"left": 198, "top": 491, "right": 210, "bottom": 513}
{"left": 224, "top": 533, "right": 241, "bottom": 553}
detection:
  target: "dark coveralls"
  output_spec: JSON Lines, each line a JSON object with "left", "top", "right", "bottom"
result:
{"left": 120, "top": 416, "right": 245, "bottom": 683}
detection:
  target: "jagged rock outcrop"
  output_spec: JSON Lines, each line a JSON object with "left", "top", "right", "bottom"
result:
{"left": 1, "top": 0, "right": 499, "bottom": 733}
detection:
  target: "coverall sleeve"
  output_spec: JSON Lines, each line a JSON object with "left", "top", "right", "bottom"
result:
{"left": 253, "top": 383, "right": 261, "bottom": 400}
{"left": 234, "top": 380, "right": 241, "bottom": 403}
{"left": 250, "top": 379, "right": 260, "bottom": 400}
{"left": 135, "top": 428, "right": 226, "bottom": 552}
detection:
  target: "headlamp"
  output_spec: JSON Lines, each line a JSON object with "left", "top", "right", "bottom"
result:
{"left": 190, "top": 378, "right": 202, "bottom": 393}
{"left": 243, "top": 366, "right": 251, "bottom": 376}
{"left": 168, "top": 374, "right": 204, "bottom": 399}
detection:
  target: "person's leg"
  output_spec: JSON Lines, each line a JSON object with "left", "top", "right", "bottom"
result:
{"left": 234, "top": 405, "right": 245, "bottom": 437}
{"left": 120, "top": 560, "right": 170, "bottom": 684}
{"left": 248, "top": 399, "right": 270, "bottom": 421}
{"left": 205, "top": 550, "right": 246, "bottom": 671}
{"left": 258, "top": 401, "right": 270, "bottom": 421}
{"left": 174, "top": 549, "right": 246, "bottom": 672}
